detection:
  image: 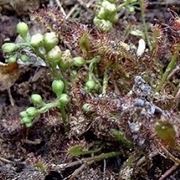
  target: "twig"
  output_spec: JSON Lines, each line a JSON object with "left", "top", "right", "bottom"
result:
{"left": 175, "top": 83, "right": 180, "bottom": 99}
{"left": 159, "top": 164, "right": 179, "bottom": 180}
{"left": 7, "top": 88, "right": 15, "bottom": 106}
{"left": 55, "top": 0, "right": 66, "bottom": 16}
{"left": 136, "top": 152, "right": 158, "bottom": 166}
{"left": 0, "top": 156, "right": 14, "bottom": 164}
{"left": 160, "top": 145, "right": 180, "bottom": 165}
{"left": 167, "top": 65, "right": 180, "bottom": 80}
{"left": 68, "top": 152, "right": 120, "bottom": 179}
{"left": 51, "top": 151, "right": 120, "bottom": 178}
{"left": 76, "top": 0, "right": 95, "bottom": 9}
{"left": 66, "top": 4, "right": 79, "bottom": 19}
{"left": 139, "top": 0, "right": 152, "bottom": 50}
{"left": 22, "top": 138, "right": 41, "bottom": 145}
{"left": 68, "top": 164, "right": 87, "bottom": 180}
{"left": 102, "top": 68, "right": 109, "bottom": 95}
{"left": 103, "top": 159, "right": 107, "bottom": 180}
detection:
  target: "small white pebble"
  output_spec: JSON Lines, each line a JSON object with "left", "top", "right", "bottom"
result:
{"left": 136, "top": 39, "right": 146, "bottom": 57}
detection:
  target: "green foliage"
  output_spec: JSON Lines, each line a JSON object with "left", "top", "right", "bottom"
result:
{"left": 68, "top": 145, "right": 100, "bottom": 157}
{"left": 68, "top": 145, "right": 87, "bottom": 157}
{"left": 111, "top": 129, "right": 133, "bottom": 148}
{"left": 94, "top": 0, "right": 118, "bottom": 32}
{"left": 1, "top": 22, "right": 105, "bottom": 128}
{"left": 20, "top": 79, "right": 70, "bottom": 127}
{"left": 155, "top": 121, "right": 176, "bottom": 147}
{"left": 94, "top": 0, "right": 138, "bottom": 31}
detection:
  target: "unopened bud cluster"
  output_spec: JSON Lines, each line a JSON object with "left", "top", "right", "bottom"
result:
{"left": 20, "top": 80, "right": 70, "bottom": 127}
{"left": 30, "top": 30, "right": 86, "bottom": 70}
{"left": 1, "top": 22, "right": 102, "bottom": 128}
{"left": 93, "top": 0, "right": 138, "bottom": 32}
{"left": 1, "top": 22, "right": 30, "bottom": 63}
{"left": 93, "top": 0, "right": 118, "bottom": 32}
{"left": 2, "top": 22, "right": 87, "bottom": 70}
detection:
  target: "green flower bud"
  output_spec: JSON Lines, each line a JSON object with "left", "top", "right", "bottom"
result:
{"left": 6, "top": 55, "right": 17, "bottom": 63}
{"left": 43, "top": 32, "right": 59, "bottom": 51}
{"left": 82, "top": 103, "right": 94, "bottom": 113}
{"left": 37, "top": 47, "right": 46, "bottom": 56}
{"left": 31, "top": 94, "right": 44, "bottom": 107}
{"left": 98, "top": 9, "right": 117, "bottom": 22}
{"left": 109, "top": 14, "right": 118, "bottom": 23}
{"left": 59, "top": 50, "right": 73, "bottom": 69}
{"left": 30, "top": 33, "right": 44, "bottom": 48}
{"left": 16, "top": 22, "right": 29, "bottom": 39}
{"left": 21, "top": 116, "right": 32, "bottom": 124}
{"left": 47, "top": 46, "right": 62, "bottom": 65}
{"left": 20, "top": 54, "right": 29, "bottom": 62}
{"left": 155, "top": 121, "right": 176, "bottom": 147}
{"left": 2, "top": 43, "right": 18, "bottom": 53}
{"left": 85, "top": 79, "right": 96, "bottom": 91}
{"left": 59, "top": 93, "right": 70, "bottom": 106}
{"left": 93, "top": 17, "right": 102, "bottom": 27}
{"left": 26, "top": 107, "right": 38, "bottom": 117}
{"left": 93, "top": 17, "right": 112, "bottom": 32}
{"left": 97, "top": 8, "right": 107, "bottom": 20}
{"left": 20, "top": 111, "right": 28, "bottom": 118}
{"left": 100, "top": 20, "right": 113, "bottom": 32}
{"left": 73, "top": 56, "right": 86, "bottom": 67}
{"left": 52, "top": 80, "right": 64, "bottom": 97}
{"left": 127, "top": 6, "right": 135, "bottom": 13}
{"left": 102, "top": 1, "right": 116, "bottom": 13}
{"left": 25, "top": 122, "right": 33, "bottom": 128}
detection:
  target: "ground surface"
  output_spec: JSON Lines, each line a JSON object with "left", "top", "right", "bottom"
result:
{"left": 0, "top": 0, "right": 180, "bottom": 180}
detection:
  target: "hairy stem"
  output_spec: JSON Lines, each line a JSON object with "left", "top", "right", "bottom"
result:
{"left": 139, "top": 0, "right": 152, "bottom": 50}
{"left": 102, "top": 68, "right": 109, "bottom": 95}
{"left": 156, "top": 49, "right": 179, "bottom": 92}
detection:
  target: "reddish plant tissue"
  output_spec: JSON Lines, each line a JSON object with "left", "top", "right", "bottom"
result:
{"left": 30, "top": 7, "right": 180, "bottom": 166}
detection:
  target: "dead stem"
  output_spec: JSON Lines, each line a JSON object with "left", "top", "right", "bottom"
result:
{"left": 139, "top": 0, "right": 152, "bottom": 50}
{"left": 159, "top": 164, "right": 179, "bottom": 180}
{"left": 102, "top": 68, "right": 109, "bottom": 95}
{"left": 55, "top": 0, "right": 66, "bottom": 16}
{"left": 51, "top": 151, "right": 120, "bottom": 178}
{"left": 156, "top": 49, "right": 179, "bottom": 92}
